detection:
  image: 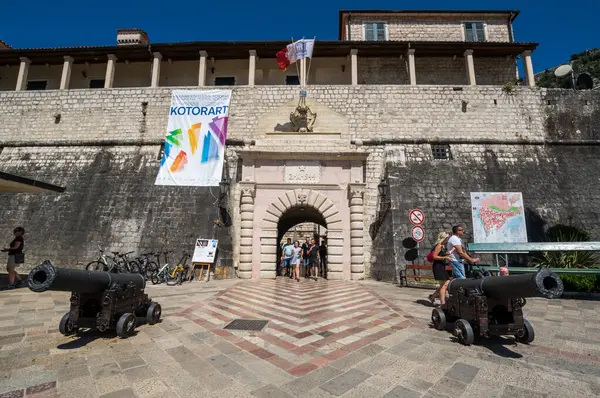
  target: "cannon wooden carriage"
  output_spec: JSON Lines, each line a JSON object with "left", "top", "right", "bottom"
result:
{"left": 27, "top": 260, "right": 161, "bottom": 338}
{"left": 431, "top": 268, "right": 563, "bottom": 345}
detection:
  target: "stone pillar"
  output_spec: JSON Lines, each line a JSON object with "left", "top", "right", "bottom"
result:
{"left": 248, "top": 50, "right": 257, "bottom": 87}
{"left": 104, "top": 54, "right": 117, "bottom": 88}
{"left": 198, "top": 51, "right": 208, "bottom": 86}
{"left": 238, "top": 182, "right": 255, "bottom": 279}
{"left": 151, "top": 52, "right": 162, "bottom": 88}
{"left": 464, "top": 50, "right": 476, "bottom": 86}
{"left": 407, "top": 49, "right": 416, "bottom": 85}
{"left": 348, "top": 184, "right": 366, "bottom": 280}
{"left": 59, "top": 56, "right": 73, "bottom": 90}
{"left": 15, "top": 57, "right": 30, "bottom": 91}
{"left": 522, "top": 50, "right": 535, "bottom": 87}
{"left": 326, "top": 230, "right": 344, "bottom": 280}
{"left": 350, "top": 49, "right": 358, "bottom": 86}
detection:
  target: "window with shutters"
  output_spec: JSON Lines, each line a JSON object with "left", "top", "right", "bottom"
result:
{"left": 464, "top": 22, "right": 486, "bottom": 42}
{"left": 364, "top": 22, "right": 386, "bottom": 41}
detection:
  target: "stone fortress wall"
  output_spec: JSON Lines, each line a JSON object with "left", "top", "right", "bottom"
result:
{"left": 0, "top": 86, "right": 598, "bottom": 277}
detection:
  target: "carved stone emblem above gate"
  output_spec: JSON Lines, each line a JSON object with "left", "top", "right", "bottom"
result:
{"left": 289, "top": 96, "right": 317, "bottom": 133}
{"left": 284, "top": 160, "right": 320, "bottom": 184}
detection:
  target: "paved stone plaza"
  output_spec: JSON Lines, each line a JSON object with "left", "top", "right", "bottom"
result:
{"left": 1, "top": 278, "right": 599, "bottom": 398}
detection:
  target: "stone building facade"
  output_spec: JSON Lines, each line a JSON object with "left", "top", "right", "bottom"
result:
{"left": 0, "top": 10, "right": 597, "bottom": 281}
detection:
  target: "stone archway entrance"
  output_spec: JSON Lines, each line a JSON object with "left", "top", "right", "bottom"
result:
{"left": 277, "top": 205, "right": 327, "bottom": 277}
{"left": 235, "top": 152, "right": 367, "bottom": 281}
{"left": 260, "top": 189, "right": 344, "bottom": 279}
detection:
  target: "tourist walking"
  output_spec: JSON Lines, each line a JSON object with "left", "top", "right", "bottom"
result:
{"left": 291, "top": 241, "right": 302, "bottom": 282}
{"left": 281, "top": 238, "right": 294, "bottom": 278}
{"left": 428, "top": 232, "right": 453, "bottom": 305}
{"left": 302, "top": 238, "right": 311, "bottom": 278}
{"left": 447, "top": 225, "right": 479, "bottom": 279}
{"left": 2, "top": 227, "right": 25, "bottom": 289}
{"left": 307, "top": 238, "right": 320, "bottom": 281}
{"left": 319, "top": 239, "right": 327, "bottom": 278}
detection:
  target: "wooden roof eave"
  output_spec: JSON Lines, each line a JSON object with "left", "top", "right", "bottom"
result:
{"left": 0, "top": 41, "right": 538, "bottom": 65}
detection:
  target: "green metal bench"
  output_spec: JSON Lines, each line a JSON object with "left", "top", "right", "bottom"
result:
{"left": 466, "top": 242, "right": 600, "bottom": 273}
{"left": 479, "top": 266, "right": 600, "bottom": 275}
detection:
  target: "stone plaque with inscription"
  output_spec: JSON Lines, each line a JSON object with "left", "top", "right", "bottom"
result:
{"left": 284, "top": 161, "right": 321, "bottom": 184}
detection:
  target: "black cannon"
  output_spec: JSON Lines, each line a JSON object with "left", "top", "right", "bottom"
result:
{"left": 431, "top": 268, "right": 563, "bottom": 345}
{"left": 27, "top": 260, "right": 161, "bottom": 338}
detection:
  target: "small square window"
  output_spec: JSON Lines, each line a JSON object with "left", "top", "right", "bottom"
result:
{"left": 215, "top": 76, "right": 236, "bottom": 86}
{"left": 89, "top": 79, "right": 105, "bottom": 89}
{"left": 365, "top": 22, "right": 386, "bottom": 41}
{"left": 285, "top": 75, "right": 300, "bottom": 85}
{"left": 26, "top": 80, "right": 47, "bottom": 90}
{"left": 431, "top": 144, "right": 453, "bottom": 160}
{"left": 464, "top": 22, "right": 486, "bottom": 42}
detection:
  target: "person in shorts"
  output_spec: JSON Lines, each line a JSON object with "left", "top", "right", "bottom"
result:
{"left": 307, "top": 238, "right": 320, "bottom": 281}
{"left": 281, "top": 238, "right": 294, "bottom": 278}
{"left": 2, "top": 227, "right": 25, "bottom": 289}
{"left": 447, "top": 225, "right": 479, "bottom": 279}
{"left": 291, "top": 241, "right": 302, "bottom": 282}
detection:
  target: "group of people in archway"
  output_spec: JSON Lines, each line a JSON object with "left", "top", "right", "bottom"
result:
{"left": 278, "top": 237, "right": 327, "bottom": 282}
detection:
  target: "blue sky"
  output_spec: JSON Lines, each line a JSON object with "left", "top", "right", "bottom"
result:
{"left": 1, "top": 0, "right": 597, "bottom": 72}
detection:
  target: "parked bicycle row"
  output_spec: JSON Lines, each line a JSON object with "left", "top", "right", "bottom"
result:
{"left": 85, "top": 249, "right": 193, "bottom": 286}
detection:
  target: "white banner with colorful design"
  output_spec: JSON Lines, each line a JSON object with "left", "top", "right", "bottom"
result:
{"left": 155, "top": 89, "right": 232, "bottom": 187}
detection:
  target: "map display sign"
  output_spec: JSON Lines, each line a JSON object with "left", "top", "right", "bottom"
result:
{"left": 470, "top": 193, "right": 528, "bottom": 244}
{"left": 192, "top": 239, "right": 218, "bottom": 263}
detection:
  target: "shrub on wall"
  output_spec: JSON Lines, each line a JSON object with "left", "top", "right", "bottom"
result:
{"left": 534, "top": 224, "right": 599, "bottom": 269}
{"left": 558, "top": 274, "right": 600, "bottom": 293}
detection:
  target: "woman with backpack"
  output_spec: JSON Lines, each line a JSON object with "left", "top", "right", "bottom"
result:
{"left": 428, "top": 231, "right": 453, "bottom": 306}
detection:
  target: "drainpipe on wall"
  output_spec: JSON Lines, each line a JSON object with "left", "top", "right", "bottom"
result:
{"left": 347, "top": 13, "right": 352, "bottom": 41}
{"left": 508, "top": 13, "right": 515, "bottom": 43}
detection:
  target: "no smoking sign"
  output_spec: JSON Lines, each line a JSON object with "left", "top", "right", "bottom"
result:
{"left": 409, "top": 209, "right": 425, "bottom": 225}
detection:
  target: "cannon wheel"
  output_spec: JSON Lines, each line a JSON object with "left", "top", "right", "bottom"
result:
{"left": 431, "top": 308, "right": 447, "bottom": 330}
{"left": 516, "top": 319, "right": 535, "bottom": 344}
{"left": 454, "top": 319, "right": 474, "bottom": 346}
{"left": 116, "top": 313, "right": 136, "bottom": 338}
{"left": 146, "top": 303, "right": 162, "bottom": 325}
{"left": 59, "top": 312, "right": 77, "bottom": 336}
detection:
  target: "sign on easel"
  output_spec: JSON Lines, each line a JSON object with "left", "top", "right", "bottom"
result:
{"left": 192, "top": 239, "right": 218, "bottom": 263}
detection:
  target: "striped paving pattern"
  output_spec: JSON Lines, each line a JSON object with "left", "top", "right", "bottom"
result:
{"left": 178, "top": 278, "right": 420, "bottom": 376}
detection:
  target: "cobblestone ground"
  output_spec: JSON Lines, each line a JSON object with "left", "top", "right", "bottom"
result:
{"left": 1, "top": 278, "right": 599, "bottom": 398}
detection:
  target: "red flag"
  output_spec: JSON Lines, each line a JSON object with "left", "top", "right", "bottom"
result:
{"left": 276, "top": 48, "right": 290, "bottom": 70}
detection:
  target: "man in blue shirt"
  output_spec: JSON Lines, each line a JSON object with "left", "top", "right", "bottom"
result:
{"left": 281, "top": 238, "right": 294, "bottom": 278}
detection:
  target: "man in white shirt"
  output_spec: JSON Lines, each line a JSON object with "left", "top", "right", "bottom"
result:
{"left": 447, "top": 225, "right": 480, "bottom": 279}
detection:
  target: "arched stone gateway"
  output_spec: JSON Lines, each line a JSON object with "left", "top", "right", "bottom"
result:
{"left": 234, "top": 149, "right": 368, "bottom": 281}
{"left": 261, "top": 189, "right": 344, "bottom": 279}
{"left": 237, "top": 184, "right": 366, "bottom": 281}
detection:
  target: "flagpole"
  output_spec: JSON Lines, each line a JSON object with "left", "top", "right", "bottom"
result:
{"left": 291, "top": 37, "right": 300, "bottom": 80}
{"left": 306, "top": 36, "right": 316, "bottom": 88}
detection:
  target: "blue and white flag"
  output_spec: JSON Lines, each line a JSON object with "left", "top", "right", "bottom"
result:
{"left": 286, "top": 39, "right": 315, "bottom": 64}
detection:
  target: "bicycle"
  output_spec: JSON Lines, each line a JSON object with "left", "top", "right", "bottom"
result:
{"left": 150, "top": 251, "right": 174, "bottom": 285}
{"left": 86, "top": 249, "right": 120, "bottom": 272}
{"left": 166, "top": 252, "right": 191, "bottom": 286}
{"left": 134, "top": 252, "right": 159, "bottom": 280}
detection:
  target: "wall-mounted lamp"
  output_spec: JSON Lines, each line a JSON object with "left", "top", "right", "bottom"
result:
{"left": 378, "top": 179, "right": 390, "bottom": 205}
{"left": 81, "top": 70, "right": 87, "bottom": 78}
{"left": 211, "top": 67, "right": 215, "bottom": 74}
{"left": 341, "top": 65, "right": 346, "bottom": 72}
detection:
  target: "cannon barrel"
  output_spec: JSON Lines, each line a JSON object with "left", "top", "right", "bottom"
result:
{"left": 447, "top": 268, "right": 563, "bottom": 300}
{"left": 27, "top": 260, "right": 145, "bottom": 294}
